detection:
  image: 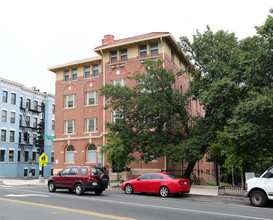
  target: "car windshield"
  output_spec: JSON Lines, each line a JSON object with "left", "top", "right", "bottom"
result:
{"left": 165, "top": 173, "right": 181, "bottom": 179}
{"left": 91, "top": 168, "right": 105, "bottom": 175}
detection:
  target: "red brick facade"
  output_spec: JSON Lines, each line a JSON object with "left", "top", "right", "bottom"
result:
{"left": 49, "top": 32, "right": 216, "bottom": 182}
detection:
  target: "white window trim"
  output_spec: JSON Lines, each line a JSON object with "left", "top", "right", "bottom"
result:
{"left": 85, "top": 91, "right": 98, "bottom": 106}
{"left": 64, "top": 94, "right": 76, "bottom": 108}
{"left": 85, "top": 118, "right": 98, "bottom": 133}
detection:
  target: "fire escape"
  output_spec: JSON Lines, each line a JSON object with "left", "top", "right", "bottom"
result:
{"left": 19, "top": 99, "right": 43, "bottom": 163}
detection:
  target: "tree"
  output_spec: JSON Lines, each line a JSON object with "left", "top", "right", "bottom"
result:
{"left": 178, "top": 27, "right": 243, "bottom": 172}
{"left": 213, "top": 10, "right": 273, "bottom": 175}
{"left": 179, "top": 9, "right": 273, "bottom": 179}
{"left": 100, "top": 59, "right": 190, "bottom": 170}
{"left": 215, "top": 89, "right": 273, "bottom": 174}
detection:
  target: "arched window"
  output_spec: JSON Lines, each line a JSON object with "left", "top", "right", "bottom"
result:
{"left": 86, "top": 144, "right": 97, "bottom": 163}
{"left": 65, "top": 145, "right": 75, "bottom": 163}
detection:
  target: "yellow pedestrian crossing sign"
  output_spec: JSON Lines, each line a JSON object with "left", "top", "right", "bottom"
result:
{"left": 39, "top": 153, "right": 48, "bottom": 167}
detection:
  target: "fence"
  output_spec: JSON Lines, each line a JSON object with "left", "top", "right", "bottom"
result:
{"left": 218, "top": 186, "right": 243, "bottom": 196}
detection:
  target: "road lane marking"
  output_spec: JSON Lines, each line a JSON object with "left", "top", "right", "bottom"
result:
{"left": 5, "top": 194, "right": 49, "bottom": 197}
{"left": 0, "top": 198, "right": 135, "bottom": 220}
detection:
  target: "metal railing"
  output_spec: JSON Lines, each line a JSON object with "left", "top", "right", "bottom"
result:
{"left": 218, "top": 186, "right": 243, "bottom": 196}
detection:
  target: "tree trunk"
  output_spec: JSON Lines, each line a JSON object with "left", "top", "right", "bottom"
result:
{"left": 183, "top": 160, "right": 197, "bottom": 179}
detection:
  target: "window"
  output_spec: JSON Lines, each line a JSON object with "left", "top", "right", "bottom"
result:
{"left": 72, "top": 69, "right": 77, "bottom": 81}
{"left": 18, "top": 150, "right": 21, "bottom": 162}
{"left": 26, "top": 116, "right": 30, "bottom": 127}
{"left": 171, "top": 50, "right": 174, "bottom": 63}
{"left": 61, "top": 168, "right": 71, "bottom": 175}
{"left": 9, "top": 150, "right": 14, "bottom": 162}
{"left": 111, "top": 78, "right": 126, "bottom": 86}
{"left": 3, "top": 91, "right": 8, "bottom": 103}
{"left": 34, "top": 101, "right": 38, "bottom": 111}
{"left": 64, "top": 94, "right": 76, "bottom": 108}
{"left": 84, "top": 66, "right": 90, "bottom": 78}
{"left": 2, "top": 110, "right": 7, "bottom": 122}
{"left": 19, "top": 115, "right": 22, "bottom": 126}
{"left": 25, "top": 151, "right": 29, "bottom": 162}
{"left": 186, "top": 97, "right": 191, "bottom": 108}
{"left": 52, "top": 104, "right": 55, "bottom": 114}
{"left": 52, "top": 120, "right": 55, "bottom": 130}
{"left": 111, "top": 50, "right": 117, "bottom": 63}
{"left": 0, "top": 150, "right": 5, "bottom": 162}
{"left": 33, "top": 117, "right": 37, "bottom": 128}
{"left": 11, "top": 93, "right": 16, "bottom": 105}
{"left": 64, "top": 120, "right": 75, "bottom": 134}
{"left": 93, "top": 64, "right": 99, "bottom": 77}
{"left": 33, "top": 133, "right": 37, "bottom": 145}
{"left": 85, "top": 118, "right": 97, "bottom": 132}
{"left": 64, "top": 70, "right": 70, "bottom": 82}
{"left": 10, "top": 130, "right": 15, "bottom": 142}
{"left": 32, "top": 151, "right": 36, "bottom": 162}
{"left": 51, "top": 152, "right": 54, "bottom": 163}
{"left": 86, "top": 144, "right": 97, "bottom": 163}
{"left": 26, "top": 98, "right": 31, "bottom": 109}
{"left": 1, "top": 129, "right": 6, "bottom": 142}
{"left": 138, "top": 174, "right": 152, "bottom": 180}
{"left": 20, "top": 97, "right": 23, "bottom": 107}
{"left": 150, "top": 173, "right": 164, "bottom": 180}
{"left": 19, "top": 132, "right": 22, "bottom": 144}
{"left": 150, "top": 42, "right": 158, "bottom": 56}
{"left": 24, "top": 168, "right": 28, "bottom": 177}
{"left": 70, "top": 168, "right": 78, "bottom": 175}
{"left": 85, "top": 91, "right": 98, "bottom": 106}
{"left": 120, "top": 48, "right": 127, "bottom": 61}
{"left": 10, "top": 112, "right": 15, "bottom": 124}
{"left": 65, "top": 145, "right": 75, "bottom": 163}
{"left": 139, "top": 45, "right": 147, "bottom": 58}
{"left": 81, "top": 168, "right": 87, "bottom": 175}
{"left": 112, "top": 110, "right": 122, "bottom": 123}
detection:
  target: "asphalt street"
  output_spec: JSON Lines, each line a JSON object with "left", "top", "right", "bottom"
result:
{"left": 0, "top": 184, "right": 273, "bottom": 220}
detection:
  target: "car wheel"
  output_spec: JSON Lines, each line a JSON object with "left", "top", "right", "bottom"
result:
{"left": 75, "top": 184, "right": 84, "bottom": 195}
{"left": 159, "top": 186, "right": 169, "bottom": 197}
{"left": 125, "top": 184, "right": 134, "bottom": 194}
{"left": 95, "top": 190, "right": 103, "bottom": 195}
{"left": 250, "top": 190, "right": 268, "bottom": 207}
{"left": 68, "top": 188, "right": 74, "bottom": 193}
{"left": 48, "top": 181, "right": 56, "bottom": 192}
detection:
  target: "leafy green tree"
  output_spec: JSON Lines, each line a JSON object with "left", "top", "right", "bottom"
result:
{"left": 180, "top": 9, "right": 273, "bottom": 179}
{"left": 100, "top": 59, "right": 190, "bottom": 170}
{"left": 178, "top": 27, "right": 243, "bottom": 172}
{"left": 214, "top": 10, "right": 273, "bottom": 174}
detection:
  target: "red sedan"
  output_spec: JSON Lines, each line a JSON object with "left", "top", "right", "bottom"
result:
{"left": 121, "top": 172, "right": 190, "bottom": 197}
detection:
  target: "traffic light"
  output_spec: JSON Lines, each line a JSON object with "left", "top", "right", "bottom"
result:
{"left": 37, "top": 120, "right": 44, "bottom": 135}
{"left": 23, "top": 132, "right": 29, "bottom": 143}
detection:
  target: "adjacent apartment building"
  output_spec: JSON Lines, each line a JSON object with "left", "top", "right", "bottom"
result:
{"left": 0, "top": 77, "right": 55, "bottom": 178}
{"left": 49, "top": 32, "right": 216, "bottom": 181}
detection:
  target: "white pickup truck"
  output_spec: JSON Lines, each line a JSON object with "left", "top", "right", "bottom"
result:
{"left": 244, "top": 165, "right": 273, "bottom": 206}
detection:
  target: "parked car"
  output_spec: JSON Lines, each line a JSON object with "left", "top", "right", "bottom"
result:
{"left": 121, "top": 172, "right": 190, "bottom": 197}
{"left": 244, "top": 165, "right": 273, "bottom": 206}
{"left": 48, "top": 166, "right": 109, "bottom": 195}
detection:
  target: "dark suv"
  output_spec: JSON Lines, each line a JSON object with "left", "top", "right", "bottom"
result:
{"left": 48, "top": 166, "right": 109, "bottom": 195}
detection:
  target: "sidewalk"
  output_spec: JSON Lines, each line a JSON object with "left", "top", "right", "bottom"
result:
{"left": 0, "top": 178, "right": 219, "bottom": 196}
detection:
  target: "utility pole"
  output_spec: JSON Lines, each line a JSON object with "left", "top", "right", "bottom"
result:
{"left": 37, "top": 102, "right": 45, "bottom": 183}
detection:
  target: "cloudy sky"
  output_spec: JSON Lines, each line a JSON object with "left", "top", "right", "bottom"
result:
{"left": 0, "top": 0, "right": 272, "bottom": 94}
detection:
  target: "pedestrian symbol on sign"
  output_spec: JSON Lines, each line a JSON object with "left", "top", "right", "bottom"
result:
{"left": 39, "top": 153, "right": 48, "bottom": 166}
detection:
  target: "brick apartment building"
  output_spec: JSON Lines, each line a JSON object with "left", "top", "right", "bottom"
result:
{"left": 49, "top": 32, "right": 216, "bottom": 182}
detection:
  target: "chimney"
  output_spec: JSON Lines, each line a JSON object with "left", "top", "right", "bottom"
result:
{"left": 102, "top": 34, "right": 114, "bottom": 45}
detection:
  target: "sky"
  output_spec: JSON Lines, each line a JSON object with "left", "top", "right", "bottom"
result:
{"left": 0, "top": 0, "right": 272, "bottom": 95}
